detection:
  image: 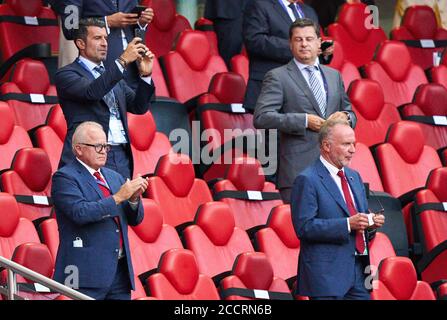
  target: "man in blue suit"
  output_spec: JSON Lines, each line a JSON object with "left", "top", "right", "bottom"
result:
{"left": 52, "top": 121, "right": 149, "bottom": 300}
{"left": 291, "top": 119, "right": 385, "bottom": 299}
{"left": 55, "top": 18, "right": 155, "bottom": 179}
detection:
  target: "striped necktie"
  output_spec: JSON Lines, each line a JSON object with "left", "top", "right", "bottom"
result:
{"left": 305, "top": 66, "right": 327, "bottom": 117}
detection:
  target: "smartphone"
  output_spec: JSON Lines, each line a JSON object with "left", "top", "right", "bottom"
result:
{"left": 134, "top": 28, "right": 146, "bottom": 45}
{"left": 321, "top": 41, "right": 334, "bottom": 51}
{"left": 131, "top": 5, "right": 147, "bottom": 17}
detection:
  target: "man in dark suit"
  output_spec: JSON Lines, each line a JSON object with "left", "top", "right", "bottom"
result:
{"left": 204, "top": 0, "right": 250, "bottom": 67}
{"left": 55, "top": 17, "right": 155, "bottom": 179}
{"left": 58, "top": 0, "right": 154, "bottom": 88}
{"left": 243, "top": 0, "right": 323, "bottom": 111}
{"left": 52, "top": 121, "right": 149, "bottom": 300}
{"left": 291, "top": 119, "right": 385, "bottom": 299}
{"left": 254, "top": 18, "right": 356, "bottom": 202}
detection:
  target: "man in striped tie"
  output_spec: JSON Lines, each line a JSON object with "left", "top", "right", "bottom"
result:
{"left": 254, "top": 18, "right": 357, "bottom": 203}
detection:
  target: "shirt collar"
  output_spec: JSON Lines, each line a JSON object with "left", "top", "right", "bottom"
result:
{"left": 294, "top": 58, "right": 320, "bottom": 73}
{"left": 78, "top": 55, "right": 104, "bottom": 73}
{"left": 76, "top": 157, "right": 102, "bottom": 177}
{"left": 320, "top": 155, "right": 343, "bottom": 177}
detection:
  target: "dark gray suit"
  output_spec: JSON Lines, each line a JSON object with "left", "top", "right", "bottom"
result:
{"left": 254, "top": 60, "right": 356, "bottom": 201}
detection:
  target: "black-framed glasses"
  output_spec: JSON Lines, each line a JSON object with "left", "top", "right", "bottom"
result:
{"left": 79, "top": 143, "right": 111, "bottom": 153}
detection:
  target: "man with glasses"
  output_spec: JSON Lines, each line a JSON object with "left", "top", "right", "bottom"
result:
{"left": 254, "top": 18, "right": 356, "bottom": 203}
{"left": 52, "top": 121, "right": 149, "bottom": 300}
{"left": 55, "top": 17, "right": 155, "bottom": 179}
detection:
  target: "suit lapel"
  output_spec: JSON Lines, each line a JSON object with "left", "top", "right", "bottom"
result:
{"left": 272, "top": 0, "right": 295, "bottom": 26}
{"left": 319, "top": 65, "right": 337, "bottom": 117}
{"left": 286, "top": 61, "right": 325, "bottom": 118}
{"left": 74, "top": 160, "right": 104, "bottom": 199}
{"left": 344, "top": 167, "right": 365, "bottom": 213}
{"left": 315, "top": 160, "right": 351, "bottom": 217}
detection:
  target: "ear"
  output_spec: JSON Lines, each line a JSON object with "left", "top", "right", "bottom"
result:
{"left": 322, "top": 140, "right": 331, "bottom": 153}
{"left": 75, "top": 38, "right": 86, "bottom": 51}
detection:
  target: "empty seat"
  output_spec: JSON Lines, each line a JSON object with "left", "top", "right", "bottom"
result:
{"left": 0, "top": 101, "right": 32, "bottom": 171}
{"left": 327, "top": 3, "right": 387, "bottom": 67}
{"left": 412, "top": 168, "right": 447, "bottom": 286}
{"left": 161, "top": 30, "right": 227, "bottom": 103}
{"left": 364, "top": 40, "right": 428, "bottom": 107}
{"left": 141, "top": 0, "right": 191, "bottom": 58}
{"left": 328, "top": 41, "right": 361, "bottom": 90}
{"left": 348, "top": 79, "right": 401, "bottom": 147}
{"left": 213, "top": 157, "right": 283, "bottom": 233}
{"left": 151, "top": 56, "right": 170, "bottom": 98}
{"left": 349, "top": 142, "right": 384, "bottom": 192}
{"left": 127, "top": 111, "right": 172, "bottom": 179}
{"left": 33, "top": 104, "right": 66, "bottom": 173}
{"left": 371, "top": 256, "right": 435, "bottom": 300}
{"left": 230, "top": 54, "right": 249, "bottom": 84}
{"left": 219, "top": 252, "right": 292, "bottom": 300}
{"left": 183, "top": 201, "right": 254, "bottom": 282}
{"left": 254, "top": 204, "right": 300, "bottom": 285}
{"left": 38, "top": 217, "right": 59, "bottom": 262}
{"left": 430, "top": 64, "right": 447, "bottom": 90}
{"left": 391, "top": 6, "right": 447, "bottom": 70}
{"left": 194, "top": 17, "right": 219, "bottom": 56}
{"left": 128, "top": 199, "right": 183, "bottom": 300}
{"left": 146, "top": 153, "right": 213, "bottom": 229}
{"left": 400, "top": 83, "right": 447, "bottom": 151}
{"left": 0, "top": 148, "right": 53, "bottom": 222}
{"left": 0, "top": 58, "right": 58, "bottom": 131}
{"left": 368, "top": 232, "right": 396, "bottom": 274}
{"left": 147, "top": 248, "right": 220, "bottom": 300}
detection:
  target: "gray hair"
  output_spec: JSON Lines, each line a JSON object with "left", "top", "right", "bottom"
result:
{"left": 319, "top": 118, "right": 351, "bottom": 146}
{"left": 71, "top": 121, "right": 104, "bottom": 151}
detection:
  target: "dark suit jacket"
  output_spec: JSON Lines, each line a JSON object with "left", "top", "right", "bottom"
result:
{"left": 55, "top": 58, "right": 154, "bottom": 172}
{"left": 254, "top": 60, "right": 356, "bottom": 189}
{"left": 205, "top": 0, "right": 249, "bottom": 20}
{"left": 291, "top": 159, "right": 375, "bottom": 297}
{"left": 52, "top": 159, "right": 144, "bottom": 289}
{"left": 59, "top": 0, "right": 141, "bottom": 88}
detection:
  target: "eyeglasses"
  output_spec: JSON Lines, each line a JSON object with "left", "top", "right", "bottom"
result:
{"left": 79, "top": 143, "right": 111, "bottom": 153}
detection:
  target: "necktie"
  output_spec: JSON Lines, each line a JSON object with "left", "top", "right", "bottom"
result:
{"left": 93, "top": 171, "right": 123, "bottom": 253}
{"left": 305, "top": 66, "right": 327, "bottom": 117}
{"left": 337, "top": 170, "right": 366, "bottom": 254}
{"left": 93, "top": 66, "right": 121, "bottom": 120}
{"left": 288, "top": 3, "right": 304, "bottom": 21}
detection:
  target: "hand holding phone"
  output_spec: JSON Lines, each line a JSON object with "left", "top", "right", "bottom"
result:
{"left": 321, "top": 40, "right": 334, "bottom": 52}
{"left": 134, "top": 28, "right": 146, "bottom": 45}
{"left": 131, "top": 5, "right": 147, "bottom": 17}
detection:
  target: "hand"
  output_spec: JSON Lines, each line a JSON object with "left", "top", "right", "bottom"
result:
{"left": 113, "top": 175, "right": 149, "bottom": 205}
{"left": 107, "top": 12, "right": 139, "bottom": 28}
{"left": 371, "top": 213, "right": 385, "bottom": 229}
{"left": 129, "top": 175, "right": 149, "bottom": 202}
{"left": 138, "top": 8, "right": 154, "bottom": 26}
{"left": 349, "top": 213, "right": 370, "bottom": 234}
{"left": 136, "top": 47, "right": 154, "bottom": 76}
{"left": 307, "top": 114, "right": 325, "bottom": 132}
{"left": 322, "top": 41, "right": 334, "bottom": 57}
{"left": 119, "top": 37, "right": 148, "bottom": 64}
{"left": 327, "top": 111, "right": 349, "bottom": 122}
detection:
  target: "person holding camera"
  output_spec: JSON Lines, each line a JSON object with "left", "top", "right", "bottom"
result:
{"left": 55, "top": 18, "right": 155, "bottom": 179}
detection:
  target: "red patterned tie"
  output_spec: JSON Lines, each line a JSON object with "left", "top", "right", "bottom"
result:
{"left": 337, "top": 170, "right": 365, "bottom": 254}
{"left": 93, "top": 171, "right": 123, "bottom": 252}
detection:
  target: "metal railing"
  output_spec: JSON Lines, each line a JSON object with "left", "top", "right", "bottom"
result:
{"left": 0, "top": 255, "right": 94, "bottom": 300}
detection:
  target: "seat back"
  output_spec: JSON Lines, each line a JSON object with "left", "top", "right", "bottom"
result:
{"left": 162, "top": 30, "right": 227, "bottom": 103}
{"left": 368, "top": 232, "right": 396, "bottom": 275}
{"left": 350, "top": 142, "right": 384, "bottom": 192}
{"left": 38, "top": 218, "right": 59, "bottom": 262}
{"left": 430, "top": 64, "right": 447, "bottom": 90}
{"left": 194, "top": 17, "right": 219, "bottom": 56}
{"left": 0, "top": 148, "right": 53, "bottom": 221}
{"left": 364, "top": 40, "right": 428, "bottom": 107}
{"left": 0, "top": 59, "right": 57, "bottom": 131}
{"left": 142, "top": 0, "right": 191, "bottom": 57}
{"left": 327, "top": 3, "right": 387, "bottom": 67}
{"left": 151, "top": 56, "right": 170, "bottom": 97}
{"left": 255, "top": 204, "right": 300, "bottom": 281}
{"left": 328, "top": 41, "right": 361, "bottom": 90}
{"left": 12, "top": 242, "right": 54, "bottom": 283}
{"left": 147, "top": 248, "right": 220, "bottom": 299}
{"left": 230, "top": 54, "right": 249, "bottom": 84}
{"left": 184, "top": 201, "right": 254, "bottom": 279}
{"left": 349, "top": 79, "right": 401, "bottom": 147}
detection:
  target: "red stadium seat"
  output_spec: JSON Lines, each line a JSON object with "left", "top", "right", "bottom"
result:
{"left": 147, "top": 248, "right": 220, "bottom": 300}
{"left": 0, "top": 101, "right": 32, "bottom": 171}
{"left": 230, "top": 54, "right": 249, "bottom": 84}
{"left": 141, "top": 0, "right": 191, "bottom": 58}
{"left": 38, "top": 218, "right": 59, "bottom": 263}
{"left": 371, "top": 256, "right": 435, "bottom": 300}
{"left": 349, "top": 142, "right": 384, "bottom": 192}
{"left": 194, "top": 17, "right": 219, "bottom": 56}
{"left": 151, "top": 56, "right": 170, "bottom": 98}
{"left": 348, "top": 79, "right": 401, "bottom": 147}
{"left": 127, "top": 111, "right": 172, "bottom": 179}
{"left": 0, "top": 58, "right": 58, "bottom": 131}
{"left": 183, "top": 201, "right": 254, "bottom": 282}
{"left": 0, "top": 148, "right": 53, "bottom": 222}
{"left": 400, "top": 84, "right": 447, "bottom": 151}
{"left": 213, "top": 157, "right": 283, "bottom": 233}
{"left": 161, "top": 30, "right": 227, "bottom": 103}
{"left": 146, "top": 153, "right": 213, "bottom": 229}
{"left": 33, "top": 104, "right": 66, "bottom": 173}
{"left": 128, "top": 199, "right": 183, "bottom": 300}
{"left": 327, "top": 3, "right": 387, "bottom": 67}
{"left": 430, "top": 64, "right": 447, "bottom": 90}
{"left": 364, "top": 41, "right": 428, "bottom": 107}
{"left": 328, "top": 41, "right": 361, "bottom": 90}
{"left": 368, "top": 232, "right": 396, "bottom": 275}
{"left": 219, "top": 252, "right": 292, "bottom": 300}
{"left": 391, "top": 6, "right": 447, "bottom": 70}
{"left": 254, "top": 204, "right": 300, "bottom": 285}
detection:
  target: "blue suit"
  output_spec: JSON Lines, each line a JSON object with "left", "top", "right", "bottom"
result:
{"left": 52, "top": 159, "right": 143, "bottom": 295}
{"left": 291, "top": 159, "right": 374, "bottom": 298}
{"left": 55, "top": 58, "right": 154, "bottom": 176}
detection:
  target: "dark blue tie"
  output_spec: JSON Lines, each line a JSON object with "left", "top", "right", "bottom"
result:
{"left": 288, "top": 3, "right": 305, "bottom": 21}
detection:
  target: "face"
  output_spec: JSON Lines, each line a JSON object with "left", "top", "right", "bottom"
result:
{"left": 322, "top": 125, "right": 356, "bottom": 169}
{"left": 77, "top": 26, "right": 108, "bottom": 63}
{"left": 74, "top": 127, "right": 108, "bottom": 170}
{"left": 289, "top": 26, "right": 321, "bottom": 65}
